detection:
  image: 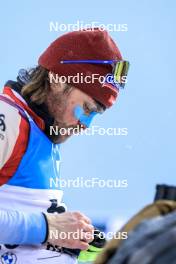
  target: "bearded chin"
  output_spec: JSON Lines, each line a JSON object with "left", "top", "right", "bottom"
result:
{"left": 44, "top": 124, "right": 71, "bottom": 144}
{"left": 44, "top": 120, "right": 84, "bottom": 144}
{"left": 52, "top": 133, "right": 71, "bottom": 144}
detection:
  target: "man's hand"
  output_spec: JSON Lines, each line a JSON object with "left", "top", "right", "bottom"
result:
{"left": 44, "top": 211, "right": 94, "bottom": 250}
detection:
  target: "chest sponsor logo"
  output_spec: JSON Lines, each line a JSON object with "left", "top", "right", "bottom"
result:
{"left": 1, "top": 252, "right": 17, "bottom": 264}
{"left": 0, "top": 115, "right": 6, "bottom": 132}
{"left": 0, "top": 114, "right": 6, "bottom": 140}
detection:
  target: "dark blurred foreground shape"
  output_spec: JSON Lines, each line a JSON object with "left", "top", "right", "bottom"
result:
{"left": 94, "top": 184, "right": 176, "bottom": 264}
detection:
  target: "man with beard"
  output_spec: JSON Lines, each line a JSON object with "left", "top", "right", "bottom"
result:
{"left": 0, "top": 28, "right": 129, "bottom": 263}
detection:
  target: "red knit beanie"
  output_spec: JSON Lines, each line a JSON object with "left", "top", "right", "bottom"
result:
{"left": 38, "top": 28, "right": 122, "bottom": 108}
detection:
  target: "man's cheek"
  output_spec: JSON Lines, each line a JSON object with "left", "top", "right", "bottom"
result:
{"left": 62, "top": 109, "right": 78, "bottom": 125}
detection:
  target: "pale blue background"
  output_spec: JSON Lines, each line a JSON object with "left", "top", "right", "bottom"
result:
{"left": 0, "top": 0, "right": 176, "bottom": 229}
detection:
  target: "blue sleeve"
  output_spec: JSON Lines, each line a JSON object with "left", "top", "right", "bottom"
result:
{"left": 0, "top": 209, "right": 47, "bottom": 245}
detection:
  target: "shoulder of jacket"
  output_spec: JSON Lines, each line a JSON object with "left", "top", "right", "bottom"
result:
{"left": 0, "top": 99, "right": 23, "bottom": 168}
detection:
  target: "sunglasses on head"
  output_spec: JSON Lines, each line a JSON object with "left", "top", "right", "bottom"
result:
{"left": 60, "top": 59, "right": 130, "bottom": 89}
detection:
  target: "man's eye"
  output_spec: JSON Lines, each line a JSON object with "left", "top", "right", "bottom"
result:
{"left": 83, "top": 103, "right": 91, "bottom": 114}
